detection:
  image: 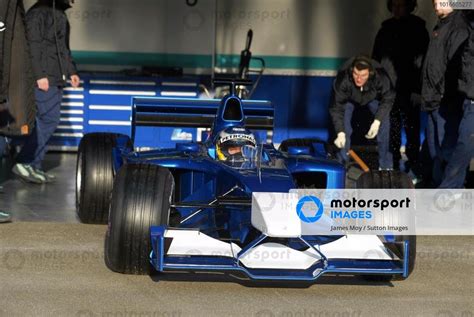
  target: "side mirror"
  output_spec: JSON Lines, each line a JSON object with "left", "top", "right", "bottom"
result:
{"left": 287, "top": 146, "right": 311, "bottom": 156}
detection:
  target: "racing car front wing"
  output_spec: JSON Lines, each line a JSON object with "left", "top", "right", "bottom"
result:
{"left": 150, "top": 226, "right": 410, "bottom": 281}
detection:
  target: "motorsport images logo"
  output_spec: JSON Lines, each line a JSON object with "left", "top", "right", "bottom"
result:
{"left": 296, "top": 194, "right": 412, "bottom": 223}
{"left": 296, "top": 196, "right": 324, "bottom": 223}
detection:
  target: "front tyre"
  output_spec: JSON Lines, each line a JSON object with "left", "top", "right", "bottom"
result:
{"left": 105, "top": 164, "right": 174, "bottom": 275}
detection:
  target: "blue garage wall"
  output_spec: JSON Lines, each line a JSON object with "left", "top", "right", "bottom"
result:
{"left": 47, "top": 73, "right": 336, "bottom": 149}
{"left": 52, "top": 70, "right": 426, "bottom": 148}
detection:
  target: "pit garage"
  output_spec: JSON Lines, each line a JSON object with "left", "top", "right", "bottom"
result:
{"left": 0, "top": 1, "right": 473, "bottom": 316}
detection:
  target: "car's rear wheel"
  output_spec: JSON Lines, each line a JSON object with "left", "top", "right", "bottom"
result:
{"left": 356, "top": 170, "right": 416, "bottom": 281}
{"left": 76, "top": 133, "right": 131, "bottom": 224}
{"left": 466, "top": 159, "right": 474, "bottom": 188}
{"left": 105, "top": 164, "right": 174, "bottom": 275}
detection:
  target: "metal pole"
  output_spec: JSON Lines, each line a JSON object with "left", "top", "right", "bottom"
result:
{"left": 211, "top": 0, "right": 217, "bottom": 88}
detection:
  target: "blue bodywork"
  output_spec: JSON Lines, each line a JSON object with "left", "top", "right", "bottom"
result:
{"left": 111, "top": 89, "right": 410, "bottom": 281}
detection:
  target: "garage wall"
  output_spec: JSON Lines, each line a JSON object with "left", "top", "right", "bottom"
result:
{"left": 23, "top": 0, "right": 437, "bottom": 73}
{"left": 23, "top": 0, "right": 217, "bottom": 71}
{"left": 22, "top": 0, "right": 435, "bottom": 143}
{"left": 216, "top": 0, "right": 437, "bottom": 73}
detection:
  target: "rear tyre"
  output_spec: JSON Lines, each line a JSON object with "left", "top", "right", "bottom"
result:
{"left": 466, "top": 160, "right": 474, "bottom": 188}
{"left": 356, "top": 170, "right": 416, "bottom": 281}
{"left": 76, "top": 133, "right": 131, "bottom": 224}
{"left": 105, "top": 164, "right": 174, "bottom": 275}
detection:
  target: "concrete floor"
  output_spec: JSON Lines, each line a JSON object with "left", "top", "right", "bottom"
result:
{"left": 0, "top": 223, "right": 472, "bottom": 317}
{"left": 0, "top": 153, "right": 472, "bottom": 317}
{"left": 0, "top": 153, "right": 78, "bottom": 223}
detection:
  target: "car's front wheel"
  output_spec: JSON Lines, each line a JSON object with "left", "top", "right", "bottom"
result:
{"left": 105, "top": 164, "right": 174, "bottom": 275}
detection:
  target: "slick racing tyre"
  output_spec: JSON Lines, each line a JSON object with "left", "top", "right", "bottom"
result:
{"left": 76, "top": 133, "right": 132, "bottom": 224}
{"left": 105, "top": 164, "right": 174, "bottom": 275}
{"left": 356, "top": 170, "right": 416, "bottom": 281}
{"left": 467, "top": 171, "right": 474, "bottom": 188}
{"left": 466, "top": 159, "right": 474, "bottom": 188}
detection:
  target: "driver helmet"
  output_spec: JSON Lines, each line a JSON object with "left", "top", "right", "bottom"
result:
{"left": 216, "top": 127, "right": 256, "bottom": 161}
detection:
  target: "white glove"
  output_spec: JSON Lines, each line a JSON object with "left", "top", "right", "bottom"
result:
{"left": 334, "top": 132, "right": 346, "bottom": 149}
{"left": 365, "top": 120, "right": 381, "bottom": 139}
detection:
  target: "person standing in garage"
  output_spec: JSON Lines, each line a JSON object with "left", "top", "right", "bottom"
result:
{"left": 372, "top": 0, "right": 429, "bottom": 178}
{"left": 12, "top": 0, "right": 80, "bottom": 184}
{"left": 437, "top": 10, "right": 473, "bottom": 188}
{"left": 330, "top": 55, "right": 395, "bottom": 170}
{"left": 0, "top": 0, "right": 35, "bottom": 221}
{"left": 421, "top": 1, "right": 470, "bottom": 187}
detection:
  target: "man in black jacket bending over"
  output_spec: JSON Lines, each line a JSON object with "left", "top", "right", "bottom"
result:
{"left": 12, "top": 0, "right": 80, "bottom": 184}
{"left": 330, "top": 56, "right": 395, "bottom": 170}
{"left": 421, "top": 0, "right": 470, "bottom": 187}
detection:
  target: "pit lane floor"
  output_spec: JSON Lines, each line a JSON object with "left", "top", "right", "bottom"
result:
{"left": 0, "top": 154, "right": 472, "bottom": 317}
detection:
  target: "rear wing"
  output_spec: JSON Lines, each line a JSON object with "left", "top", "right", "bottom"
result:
{"left": 131, "top": 97, "right": 274, "bottom": 142}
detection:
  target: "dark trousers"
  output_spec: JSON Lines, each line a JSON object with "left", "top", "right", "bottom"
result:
{"left": 426, "top": 97, "right": 465, "bottom": 187}
{"left": 16, "top": 87, "right": 62, "bottom": 168}
{"left": 338, "top": 100, "right": 393, "bottom": 169}
{"left": 439, "top": 99, "right": 474, "bottom": 188}
{"left": 0, "top": 136, "right": 5, "bottom": 158}
{"left": 390, "top": 93, "right": 420, "bottom": 171}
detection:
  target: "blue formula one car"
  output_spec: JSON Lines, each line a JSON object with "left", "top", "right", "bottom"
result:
{"left": 75, "top": 79, "right": 416, "bottom": 282}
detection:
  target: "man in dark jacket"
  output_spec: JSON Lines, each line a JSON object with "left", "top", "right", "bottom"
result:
{"left": 372, "top": 0, "right": 429, "bottom": 174}
{"left": 421, "top": 1, "right": 470, "bottom": 187}
{"left": 330, "top": 56, "right": 395, "bottom": 170}
{"left": 438, "top": 11, "right": 473, "bottom": 188}
{"left": 0, "top": 0, "right": 36, "bottom": 137}
{"left": 12, "top": 0, "right": 80, "bottom": 183}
